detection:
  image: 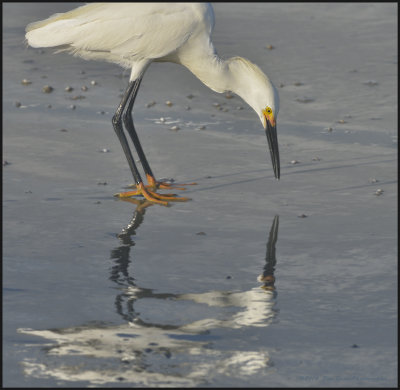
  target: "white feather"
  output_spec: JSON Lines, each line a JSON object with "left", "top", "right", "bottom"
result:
{"left": 25, "top": 3, "right": 278, "bottom": 124}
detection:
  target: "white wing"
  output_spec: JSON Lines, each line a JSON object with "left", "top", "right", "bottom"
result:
{"left": 26, "top": 3, "right": 211, "bottom": 68}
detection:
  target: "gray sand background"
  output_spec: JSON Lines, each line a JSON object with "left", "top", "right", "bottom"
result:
{"left": 3, "top": 2, "right": 397, "bottom": 387}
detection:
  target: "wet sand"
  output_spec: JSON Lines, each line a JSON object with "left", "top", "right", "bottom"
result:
{"left": 3, "top": 3, "right": 397, "bottom": 387}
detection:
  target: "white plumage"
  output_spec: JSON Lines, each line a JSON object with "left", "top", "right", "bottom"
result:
{"left": 26, "top": 3, "right": 280, "bottom": 204}
{"left": 27, "top": 4, "right": 206, "bottom": 71}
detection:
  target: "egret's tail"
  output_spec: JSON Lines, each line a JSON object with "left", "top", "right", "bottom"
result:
{"left": 25, "top": 3, "right": 103, "bottom": 48}
{"left": 26, "top": 20, "right": 79, "bottom": 48}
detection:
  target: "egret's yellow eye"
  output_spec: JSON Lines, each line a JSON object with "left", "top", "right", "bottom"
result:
{"left": 263, "top": 107, "right": 273, "bottom": 116}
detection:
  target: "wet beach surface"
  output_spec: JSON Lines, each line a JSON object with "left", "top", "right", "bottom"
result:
{"left": 3, "top": 3, "right": 397, "bottom": 387}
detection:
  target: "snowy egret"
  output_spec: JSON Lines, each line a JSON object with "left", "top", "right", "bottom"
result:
{"left": 26, "top": 3, "right": 280, "bottom": 205}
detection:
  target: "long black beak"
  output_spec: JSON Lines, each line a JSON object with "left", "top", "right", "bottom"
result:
{"left": 265, "top": 120, "right": 280, "bottom": 179}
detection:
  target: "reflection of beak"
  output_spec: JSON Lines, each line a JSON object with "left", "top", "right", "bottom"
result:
{"left": 265, "top": 118, "right": 280, "bottom": 179}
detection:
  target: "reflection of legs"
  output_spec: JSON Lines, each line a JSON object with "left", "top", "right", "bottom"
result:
{"left": 112, "top": 80, "right": 189, "bottom": 205}
{"left": 123, "top": 78, "right": 197, "bottom": 191}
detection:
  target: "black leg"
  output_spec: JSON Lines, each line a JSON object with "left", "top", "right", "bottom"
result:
{"left": 112, "top": 81, "right": 143, "bottom": 186}
{"left": 122, "top": 77, "right": 155, "bottom": 179}
{"left": 112, "top": 79, "right": 191, "bottom": 204}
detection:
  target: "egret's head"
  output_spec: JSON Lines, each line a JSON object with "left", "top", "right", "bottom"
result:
{"left": 253, "top": 77, "right": 280, "bottom": 180}
{"left": 261, "top": 106, "right": 275, "bottom": 129}
{"left": 248, "top": 72, "right": 280, "bottom": 180}
{"left": 227, "top": 56, "right": 280, "bottom": 179}
{"left": 261, "top": 104, "right": 280, "bottom": 180}
{"left": 257, "top": 75, "right": 279, "bottom": 128}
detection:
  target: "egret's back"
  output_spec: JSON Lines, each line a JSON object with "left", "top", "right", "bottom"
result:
{"left": 25, "top": 3, "right": 214, "bottom": 69}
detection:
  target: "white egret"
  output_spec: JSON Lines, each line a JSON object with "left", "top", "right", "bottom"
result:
{"left": 26, "top": 3, "right": 280, "bottom": 205}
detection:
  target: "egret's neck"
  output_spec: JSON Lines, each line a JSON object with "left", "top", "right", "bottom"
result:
{"left": 181, "top": 52, "right": 230, "bottom": 94}
{"left": 180, "top": 49, "right": 269, "bottom": 115}
{"left": 180, "top": 49, "right": 276, "bottom": 118}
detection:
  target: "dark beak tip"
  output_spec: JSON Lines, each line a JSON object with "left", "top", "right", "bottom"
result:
{"left": 265, "top": 123, "right": 280, "bottom": 181}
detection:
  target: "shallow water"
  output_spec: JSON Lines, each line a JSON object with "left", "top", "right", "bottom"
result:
{"left": 3, "top": 3, "right": 397, "bottom": 387}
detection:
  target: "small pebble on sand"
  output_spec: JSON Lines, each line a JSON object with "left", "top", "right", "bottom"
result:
{"left": 296, "top": 96, "right": 314, "bottom": 103}
{"left": 363, "top": 80, "right": 378, "bottom": 86}
{"left": 42, "top": 85, "right": 53, "bottom": 93}
{"left": 21, "top": 79, "right": 32, "bottom": 85}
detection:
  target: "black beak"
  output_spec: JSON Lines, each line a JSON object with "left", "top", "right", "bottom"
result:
{"left": 265, "top": 120, "right": 280, "bottom": 179}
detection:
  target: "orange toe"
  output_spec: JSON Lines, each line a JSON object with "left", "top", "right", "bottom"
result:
{"left": 114, "top": 183, "right": 191, "bottom": 205}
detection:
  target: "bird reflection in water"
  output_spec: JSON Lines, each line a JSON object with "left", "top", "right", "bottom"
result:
{"left": 109, "top": 198, "right": 156, "bottom": 322}
{"left": 18, "top": 204, "right": 280, "bottom": 386}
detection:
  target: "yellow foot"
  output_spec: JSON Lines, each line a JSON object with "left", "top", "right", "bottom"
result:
{"left": 114, "top": 183, "right": 191, "bottom": 206}
{"left": 127, "top": 175, "right": 197, "bottom": 191}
